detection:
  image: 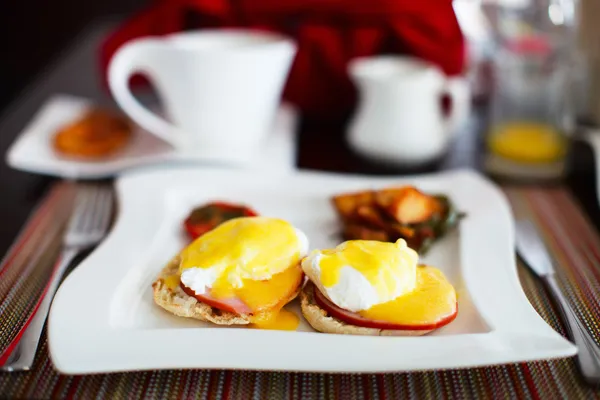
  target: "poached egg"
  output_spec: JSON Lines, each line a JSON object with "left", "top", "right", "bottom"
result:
{"left": 301, "top": 239, "right": 418, "bottom": 312}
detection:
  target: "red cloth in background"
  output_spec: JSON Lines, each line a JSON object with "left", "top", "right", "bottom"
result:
{"left": 100, "top": 0, "right": 465, "bottom": 119}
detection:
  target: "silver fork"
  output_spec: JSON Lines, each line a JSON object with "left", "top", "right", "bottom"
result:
{"left": 1, "top": 184, "right": 113, "bottom": 371}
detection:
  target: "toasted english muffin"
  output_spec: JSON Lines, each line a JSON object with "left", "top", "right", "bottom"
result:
{"left": 300, "top": 282, "right": 432, "bottom": 336}
{"left": 152, "top": 257, "right": 251, "bottom": 325}
{"left": 152, "top": 257, "right": 302, "bottom": 325}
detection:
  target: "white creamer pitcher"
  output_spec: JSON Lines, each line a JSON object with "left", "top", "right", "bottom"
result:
{"left": 347, "top": 56, "right": 470, "bottom": 165}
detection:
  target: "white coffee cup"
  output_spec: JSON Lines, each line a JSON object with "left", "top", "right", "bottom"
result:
{"left": 108, "top": 29, "right": 296, "bottom": 163}
{"left": 347, "top": 56, "right": 470, "bottom": 166}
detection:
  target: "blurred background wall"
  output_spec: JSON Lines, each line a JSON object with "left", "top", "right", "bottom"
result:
{"left": 0, "top": 0, "right": 144, "bottom": 113}
{"left": 2, "top": 0, "right": 600, "bottom": 124}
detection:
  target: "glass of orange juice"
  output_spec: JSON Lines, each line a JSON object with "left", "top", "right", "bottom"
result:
{"left": 484, "top": 19, "right": 575, "bottom": 181}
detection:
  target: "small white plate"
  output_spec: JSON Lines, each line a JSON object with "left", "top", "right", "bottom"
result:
{"left": 6, "top": 95, "right": 298, "bottom": 179}
{"left": 48, "top": 167, "right": 576, "bottom": 374}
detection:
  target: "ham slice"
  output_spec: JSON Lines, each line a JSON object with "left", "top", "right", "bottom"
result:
{"left": 180, "top": 283, "right": 252, "bottom": 315}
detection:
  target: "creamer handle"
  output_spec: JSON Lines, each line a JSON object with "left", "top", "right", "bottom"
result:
{"left": 444, "top": 77, "right": 471, "bottom": 136}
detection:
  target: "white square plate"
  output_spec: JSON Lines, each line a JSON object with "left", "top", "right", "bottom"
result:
{"left": 6, "top": 95, "right": 298, "bottom": 179}
{"left": 48, "top": 167, "right": 576, "bottom": 374}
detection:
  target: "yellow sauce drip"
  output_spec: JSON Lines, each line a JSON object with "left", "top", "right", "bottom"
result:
{"left": 212, "top": 265, "right": 303, "bottom": 312}
{"left": 317, "top": 239, "right": 418, "bottom": 300}
{"left": 164, "top": 274, "right": 180, "bottom": 290}
{"left": 250, "top": 308, "right": 300, "bottom": 331}
{"left": 488, "top": 121, "right": 566, "bottom": 163}
{"left": 359, "top": 266, "right": 456, "bottom": 324}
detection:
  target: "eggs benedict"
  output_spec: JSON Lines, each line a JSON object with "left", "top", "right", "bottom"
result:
{"left": 153, "top": 216, "right": 308, "bottom": 330}
{"left": 300, "top": 239, "right": 457, "bottom": 336}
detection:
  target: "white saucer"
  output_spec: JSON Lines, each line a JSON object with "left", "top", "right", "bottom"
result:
{"left": 6, "top": 95, "right": 298, "bottom": 179}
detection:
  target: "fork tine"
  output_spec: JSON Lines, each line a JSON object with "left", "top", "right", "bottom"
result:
{"left": 86, "top": 186, "right": 107, "bottom": 231}
{"left": 77, "top": 186, "right": 100, "bottom": 233}
{"left": 68, "top": 186, "right": 93, "bottom": 232}
{"left": 90, "top": 186, "right": 106, "bottom": 230}
{"left": 104, "top": 189, "right": 114, "bottom": 229}
{"left": 95, "top": 187, "right": 113, "bottom": 232}
{"left": 68, "top": 185, "right": 111, "bottom": 233}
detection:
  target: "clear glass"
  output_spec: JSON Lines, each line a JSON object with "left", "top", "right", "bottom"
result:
{"left": 484, "top": 0, "right": 579, "bottom": 179}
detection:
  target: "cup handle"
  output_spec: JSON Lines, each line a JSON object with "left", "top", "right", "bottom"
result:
{"left": 108, "top": 39, "right": 182, "bottom": 147}
{"left": 443, "top": 77, "right": 471, "bottom": 135}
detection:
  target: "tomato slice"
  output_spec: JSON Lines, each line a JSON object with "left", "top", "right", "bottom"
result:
{"left": 183, "top": 221, "right": 215, "bottom": 239}
{"left": 183, "top": 202, "right": 258, "bottom": 239}
{"left": 180, "top": 283, "right": 252, "bottom": 315}
{"left": 313, "top": 285, "right": 457, "bottom": 331}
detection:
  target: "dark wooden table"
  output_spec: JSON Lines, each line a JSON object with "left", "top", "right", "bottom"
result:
{"left": 1, "top": 21, "right": 599, "bottom": 259}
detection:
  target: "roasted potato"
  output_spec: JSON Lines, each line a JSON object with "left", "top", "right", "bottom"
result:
{"left": 385, "top": 187, "right": 442, "bottom": 224}
{"left": 355, "top": 205, "right": 388, "bottom": 229}
{"left": 387, "top": 223, "right": 415, "bottom": 239}
{"left": 374, "top": 187, "right": 410, "bottom": 209}
{"left": 331, "top": 190, "right": 375, "bottom": 221}
{"left": 343, "top": 223, "right": 389, "bottom": 242}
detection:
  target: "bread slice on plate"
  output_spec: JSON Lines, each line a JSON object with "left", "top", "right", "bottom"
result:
{"left": 300, "top": 282, "right": 432, "bottom": 336}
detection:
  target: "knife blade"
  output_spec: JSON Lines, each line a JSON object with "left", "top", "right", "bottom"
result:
{"left": 515, "top": 219, "right": 600, "bottom": 386}
{"left": 515, "top": 220, "right": 554, "bottom": 277}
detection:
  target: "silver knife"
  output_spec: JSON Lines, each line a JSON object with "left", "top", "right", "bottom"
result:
{"left": 515, "top": 219, "right": 600, "bottom": 386}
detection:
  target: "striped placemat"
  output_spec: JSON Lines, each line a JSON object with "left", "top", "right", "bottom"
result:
{"left": 1, "top": 182, "right": 600, "bottom": 399}
{"left": 0, "top": 183, "right": 74, "bottom": 365}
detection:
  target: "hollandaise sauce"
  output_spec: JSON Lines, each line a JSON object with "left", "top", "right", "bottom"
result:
{"left": 250, "top": 308, "right": 300, "bottom": 331}
{"left": 359, "top": 266, "right": 456, "bottom": 325}
{"left": 317, "top": 240, "right": 418, "bottom": 304}
{"left": 215, "top": 265, "right": 302, "bottom": 308}
{"left": 164, "top": 274, "right": 180, "bottom": 290}
{"left": 179, "top": 217, "right": 302, "bottom": 281}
